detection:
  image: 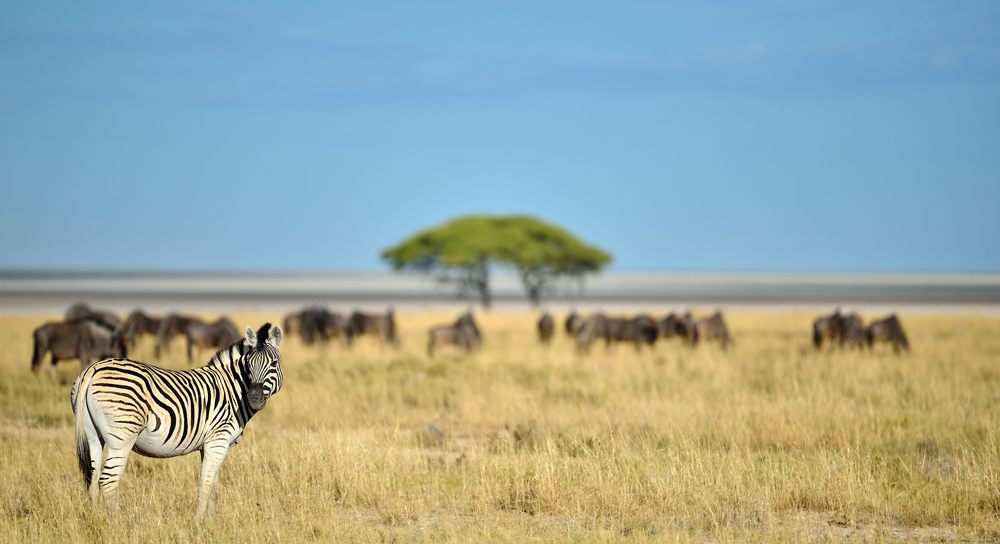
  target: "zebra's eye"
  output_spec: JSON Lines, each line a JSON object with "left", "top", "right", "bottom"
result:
{"left": 270, "top": 360, "right": 279, "bottom": 367}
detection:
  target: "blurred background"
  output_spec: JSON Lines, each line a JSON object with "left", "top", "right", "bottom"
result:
{"left": 2, "top": 1, "right": 998, "bottom": 311}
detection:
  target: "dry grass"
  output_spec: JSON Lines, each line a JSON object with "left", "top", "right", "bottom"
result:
{"left": 1, "top": 309, "right": 999, "bottom": 542}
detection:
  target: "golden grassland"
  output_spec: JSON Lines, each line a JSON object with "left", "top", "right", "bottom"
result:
{"left": 1, "top": 309, "right": 999, "bottom": 542}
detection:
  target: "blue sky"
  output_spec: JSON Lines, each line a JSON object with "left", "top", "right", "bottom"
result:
{"left": 1, "top": 1, "right": 998, "bottom": 271}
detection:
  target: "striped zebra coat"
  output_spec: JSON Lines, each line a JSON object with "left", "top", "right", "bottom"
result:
{"left": 72, "top": 322, "right": 283, "bottom": 517}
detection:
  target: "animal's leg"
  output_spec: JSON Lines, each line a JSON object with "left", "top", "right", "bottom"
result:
{"left": 200, "top": 449, "right": 224, "bottom": 516}
{"left": 83, "top": 409, "right": 106, "bottom": 502}
{"left": 196, "top": 440, "right": 230, "bottom": 517}
{"left": 31, "top": 339, "right": 45, "bottom": 374}
{"left": 98, "top": 432, "right": 139, "bottom": 511}
{"left": 186, "top": 336, "right": 194, "bottom": 363}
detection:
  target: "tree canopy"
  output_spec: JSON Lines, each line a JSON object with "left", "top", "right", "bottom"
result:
{"left": 381, "top": 215, "right": 612, "bottom": 307}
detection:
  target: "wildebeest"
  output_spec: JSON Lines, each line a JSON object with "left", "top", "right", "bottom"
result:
{"left": 866, "top": 314, "right": 910, "bottom": 352}
{"left": 565, "top": 311, "right": 584, "bottom": 338}
{"left": 156, "top": 314, "right": 200, "bottom": 358}
{"left": 120, "top": 309, "right": 162, "bottom": 350}
{"left": 680, "top": 312, "right": 699, "bottom": 344}
{"left": 577, "top": 313, "right": 658, "bottom": 352}
{"left": 65, "top": 302, "right": 121, "bottom": 329}
{"left": 283, "top": 309, "right": 306, "bottom": 338}
{"left": 428, "top": 311, "right": 482, "bottom": 357}
{"left": 692, "top": 311, "right": 733, "bottom": 349}
{"left": 300, "top": 307, "right": 347, "bottom": 346}
{"left": 456, "top": 310, "right": 482, "bottom": 349}
{"left": 184, "top": 317, "right": 240, "bottom": 362}
{"left": 31, "top": 317, "right": 127, "bottom": 374}
{"left": 813, "top": 309, "right": 865, "bottom": 349}
{"left": 537, "top": 312, "right": 555, "bottom": 344}
{"left": 346, "top": 308, "right": 398, "bottom": 347}
{"left": 657, "top": 312, "right": 689, "bottom": 340}
{"left": 813, "top": 309, "right": 843, "bottom": 348}
{"left": 841, "top": 313, "right": 866, "bottom": 348}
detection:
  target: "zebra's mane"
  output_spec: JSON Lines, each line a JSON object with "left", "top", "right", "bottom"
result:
{"left": 205, "top": 339, "right": 247, "bottom": 368}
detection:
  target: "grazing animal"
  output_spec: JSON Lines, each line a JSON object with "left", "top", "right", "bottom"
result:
{"left": 812, "top": 309, "right": 844, "bottom": 348}
{"left": 185, "top": 317, "right": 240, "bottom": 362}
{"left": 71, "top": 323, "right": 283, "bottom": 517}
{"left": 428, "top": 311, "right": 481, "bottom": 357}
{"left": 537, "top": 312, "right": 555, "bottom": 344}
{"left": 657, "top": 313, "right": 687, "bottom": 340}
{"left": 299, "top": 307, "right": 347, "bottom": 346}
{"left": 346, "top": 309, "right": 398, "bottom": 347}
{"left": 121, "top": 310, "right": 162, "bottom": 350}
{"left": 282, "top": 310, "right": 305, "bottom": 338}
{"left": 692, "top": 311, "right": 733, "bottom": 349}
{"left": 455, "top": 311, "right": 482, "bottom": 349}
{"left": 156, "top": 314, "right": 200, "bottom": 358}
{"left": 576, "top": 312, "right": 608, "bottom": 352}
{"left": 565, "top": 311, "right": 584, "bottom": 338}
{"left": 866, "top": 314, "right": 910, "bottom": 352}
{"left": 841, "top": 313, "right": 866, "bottom": 348}
{"left": 65, "top": 302, "right": 121, "bottom": 329}
{"left": 615, "top": 314, "right": 659, "bottom": 350}
{"left": 812, "top": 309, "right": 866, "bottom": 349}
{"left": 679, "top": 312, "right": 699, "bottom": 345}
{"left": 576, "top": 313, "right": 658, "bottom": 352}
{"left": 31, "top": 317, "right": 127, "bottom": 374}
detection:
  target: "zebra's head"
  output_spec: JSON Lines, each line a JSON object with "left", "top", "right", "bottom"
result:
{"left": 243, "top": 323, "right": 283, "bottom": 412}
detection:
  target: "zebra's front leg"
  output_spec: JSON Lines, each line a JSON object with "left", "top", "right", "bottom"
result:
{"left": 196, "top": 440, "right": 230, "bottom": 517}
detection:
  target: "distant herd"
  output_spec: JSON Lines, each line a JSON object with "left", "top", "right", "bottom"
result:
{"left": 28, "top": 302, "right": 911, "bottom": 373}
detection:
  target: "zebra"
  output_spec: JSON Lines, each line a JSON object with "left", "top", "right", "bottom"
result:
{"left": 71, "top": 322, "right": 284, "bottom": 517}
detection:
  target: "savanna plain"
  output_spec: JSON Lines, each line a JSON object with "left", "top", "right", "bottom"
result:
{"left": 1, "top": 310, "right": 999, "bottom": 543}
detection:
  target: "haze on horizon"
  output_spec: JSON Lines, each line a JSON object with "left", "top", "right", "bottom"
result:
{"left": 1, "top": 1, "right": 998, "bottom": 273}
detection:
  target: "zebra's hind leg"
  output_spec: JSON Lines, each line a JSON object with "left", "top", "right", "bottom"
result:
{"left": 196, "top": 440, "right": 230, "bottom": 518}
{"left": 82, "top": 411, "right": 106, "bottom": 503}
{"left": 97, "top": 431, "right": 139, "bottom": 511}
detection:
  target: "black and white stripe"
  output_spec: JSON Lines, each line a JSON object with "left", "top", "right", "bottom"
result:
{"left": 72, "top": 322, "right": 283, "bottom": 517}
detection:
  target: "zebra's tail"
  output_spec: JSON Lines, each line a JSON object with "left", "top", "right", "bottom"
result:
{"left": 74, "top": 370, "right": 94, "bottom": 489}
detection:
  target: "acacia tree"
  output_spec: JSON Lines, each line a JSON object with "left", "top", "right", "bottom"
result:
{"left": 381, "top": 215, "right": 611, "bottom": 307}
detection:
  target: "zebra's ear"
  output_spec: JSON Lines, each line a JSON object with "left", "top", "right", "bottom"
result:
{"left": 245, "top": 326, "right": 258, "bottom": 347}
{"left": 269, "top": 325, "right": 283, "bottom": 347}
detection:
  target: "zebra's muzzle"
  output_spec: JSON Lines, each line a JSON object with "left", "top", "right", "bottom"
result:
{"left": 247, "top": 384, "right": 267, "bottom": 411}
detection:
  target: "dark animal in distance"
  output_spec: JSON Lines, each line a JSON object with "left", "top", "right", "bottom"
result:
{"left": 282, "top": 310, "right": 305, "bottom": 338}
{"left": 455, "top": 310, "right": 482, "bottom": 349}
{"left": 299, "top": 307, "right": 348, "bottom": 346}
{"left": 537, "top": 312, "right": 555, "bottom": 344}
{"left": 577, "top": 313, "right": 658, "bottom": 352}
{"left": 184, "top": 317, "right": 240, "bottom": 362}
{"left": 156, "top": 314, "right": 200, "bottom": 358}
{"left": 428, "top": 311, "right": 482, "bottom": 357}
{"left": 680, "top": 312, "right": 699, "bottom": 345}
{"left": 31, "top": 317, "right": 127, "bottom": 374}
{"left": 812, "top": 309, "right": 865, "bottom": 349}
{"left": 841, "top": 313, "right": 866, "bottom": 348}
{"left": 65, "top": 302, "right": 121, "bottom": 329}
{"left": 692, "top": 311, "right": 733, "bottom": 349}
{"left": 565, "top": 311, "right": 584, "bottom": 338}
{"left": 866, "top": 314, "right": 910, "bottom": 352}
{"left": 346, "top": 308, "right": 399, "bottom": 347}
{"left": 813, "top": 309, "right": 844, "bottom": 348}
{"left": 121, "top": 309, "right": 162, "bottom": 350}
{"left": 657, "top": 312, "right": 689, "bottom": 340}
